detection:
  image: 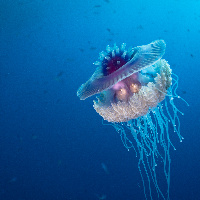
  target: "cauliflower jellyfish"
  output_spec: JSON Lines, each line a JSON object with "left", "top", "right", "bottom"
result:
{"left": 77, "top": 40, "right": 188, "bottom": 200}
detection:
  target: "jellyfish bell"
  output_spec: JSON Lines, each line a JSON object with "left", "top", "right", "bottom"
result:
{"left": 77, "top": 40, "right": 166, "bottom": 101}
{"left": 77, "top": 40, "right": 169, "bottom": 122}
{"left": 77, "top": 40, "right": 188, "bottom": 199}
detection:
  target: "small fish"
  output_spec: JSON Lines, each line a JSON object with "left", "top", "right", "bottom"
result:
{"left": 106, "top": 28, "right": 111, "bottom": 32}
{"left": 79, "top": 48, "right": 84, "bottom": 52}
{"left": 95, "top": 194, "right": 107, "bottom": 200}
{"left": 9, "top": 177, "right": 17, "bottom": 183}
{"left": 182, "top": 90, "right": 186, "bottom": 94}
{"left": 32, "top": 134, "right": 38, "bottom": 140}
{"left": 94, "top": 5, "right": 101, "bottom": 8}
{"left": 57, "top": 71, "right": 64, "bottom": 77}
{"left": 55, "top": 71, "right": 65, "bottom": 82}
{"left": 90, "top": 46, "right": 97, "bottom": 50}
{"left": 101, "top": 163, "right": 109, "bottom": 174}
{"left": 137, "top": 25, "right": 143, "bottom": 30}
{"left": 66, "top": 58, "right": 75, "bottom": 62}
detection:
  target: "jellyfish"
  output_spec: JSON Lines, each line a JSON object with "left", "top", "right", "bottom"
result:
{"left": 77, "top": 40, "right": 188, "bottom": 200}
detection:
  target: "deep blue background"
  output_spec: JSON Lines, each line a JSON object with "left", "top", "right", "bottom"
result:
{"left": 0, "top": 0, "right": 200, "bottom": 199}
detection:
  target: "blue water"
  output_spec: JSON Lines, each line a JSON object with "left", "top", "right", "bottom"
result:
{"left": 1, "top": 0, "right": 200, "bottom": 199}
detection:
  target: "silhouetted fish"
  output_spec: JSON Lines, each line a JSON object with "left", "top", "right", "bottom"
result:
{"left": 106, "top": 28, "right": 111, "bottom": 32}
{"left": 94, "top": 5, "right": 101, "bottom": 8}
